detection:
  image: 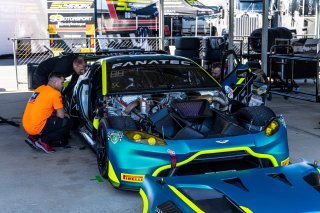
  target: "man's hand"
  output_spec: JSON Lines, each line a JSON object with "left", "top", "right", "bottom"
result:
{"left": 56, "top": 108, "right": 65, "bottom": 118}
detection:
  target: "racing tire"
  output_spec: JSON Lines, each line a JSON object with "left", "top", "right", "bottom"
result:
{"left": 96, "top": 118, "right": 109, "bottom": 178}
{"left": 234, "top": 106, "right": 276, "bottom": 126}
{"left": 175, "top": 37, "right": 200, "bottom": 50}
{"left": 276, "top": 27, "right": 292, "bottom": 39}
{"left": 175, "top": 49, "right": 200, "bottom": 59}
{"left": 249, "top": 28, "right": 275, "bottom": 53}
{"left": 202, "top": 48, "right": 221, "bottom": 61}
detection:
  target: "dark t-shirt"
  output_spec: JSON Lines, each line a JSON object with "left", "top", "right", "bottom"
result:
{"left": 33, "top": 54, "right": 79, "bottom": 89}
{"left": 37, "top": 54, "right": 77, "bottom": 78}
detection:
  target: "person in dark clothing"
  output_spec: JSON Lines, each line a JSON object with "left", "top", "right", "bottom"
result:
{"left": 33, "top": 54, "right": 86, "bottom": 95}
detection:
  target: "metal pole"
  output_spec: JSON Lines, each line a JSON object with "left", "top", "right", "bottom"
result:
{"left": 12, "top": 38, "right": 19, "bottom": 90}
{"left": 136, "top": 16, "right": 138, "bottom": 30}
{"left": 317, "top": 0, "right": 320, "bottom": 38}
{"left": 170, "top": 17, "right": 173, "bottom": 45}
{"left": 195, "top": 16, "right": 198, "bottom": 36}
{"left": 159, "top": 0, "right": 165, "bottom": 50}
{"left": 261, "top": 0, "right": 269, "bottom": 74}
{"left": 227, "top": 0, "right": 235, "bottom": 75}
{"left": 228, "top": 0, "right": 234, "bottom": 51}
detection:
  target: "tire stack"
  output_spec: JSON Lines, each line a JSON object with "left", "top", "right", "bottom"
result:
{"left": 201, "top": 37, "right": 224, "bottom": 70}
{"left": 249, "top": 27, "right": 292, "bottom": 53}
{"left": 174, "top": 37, "right": 201, "bottom": 64}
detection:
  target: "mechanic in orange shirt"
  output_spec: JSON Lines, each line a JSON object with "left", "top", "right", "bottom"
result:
{"left": 22, "top": 72, "right": 72, "bottom": 153}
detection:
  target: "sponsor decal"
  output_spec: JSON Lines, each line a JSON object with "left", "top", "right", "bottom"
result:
{"left": 121, "top": 173, "right": 144, "bottom": 182}
{"left": 215, "top": 140, "right": 229, "bottom": 144}
{"left": 28, "top": 92, "right": 40, "bottom": 103}
{"left": 49, "top": 1, "right": 94, "bottom": 10}
{"left": 50, "top": 14, "right": 93, "bottom": 22}
{"left": 107, "top": 131, "right": 123, "bottom": 144}
{"left": 114, "top": 0, "right": 153, "bottom": 11}
{"left": 112, "top": 60, "right": 191, "bottom": 69}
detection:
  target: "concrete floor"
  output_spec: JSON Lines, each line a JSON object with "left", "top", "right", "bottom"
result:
{"left": 0, "top": 59, "right": 320, "bottom": 212}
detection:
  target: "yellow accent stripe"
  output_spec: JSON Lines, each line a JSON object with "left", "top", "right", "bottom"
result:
{"left": 240, "top": 206, "right": 253, "bottom": 213}
{"left": 93, "top": 118, "right": 99, "bottom": 130}
{"left": 139, "top": 189, "right": 149, "bottom": 213}
{"left": 63, "top": 80, "right": 70, "bottom": 88}
{"left": 168, "top": 185, "right": 205, "bottom": 213}
{"left": 102, "top": 59, "right": 107, "bottom": 95}
{"left": 281, "top": 157, "right": 290, "bottom": 166}
{"left": 192, "top": 60, "right": 222, "bottom": 87}
{"left": 108, "top": 161, "right": 120, "bottom": 187}
{"left": 317, "top": 168, "right": 320, "bottom": 174}
{"left": 236, "top": 77, "right": 245, "bottom": 85}
{"left": 152, "top": 147, "right": 279, "bottom": 176}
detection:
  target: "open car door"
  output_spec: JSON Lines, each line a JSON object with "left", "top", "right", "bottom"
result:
{"left": 75, "top": 76, "right": 92, "bottom": 131}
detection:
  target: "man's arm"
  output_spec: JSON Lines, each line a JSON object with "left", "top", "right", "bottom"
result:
{"left": 56, "top": 108, "right": 65, "bottom": 119}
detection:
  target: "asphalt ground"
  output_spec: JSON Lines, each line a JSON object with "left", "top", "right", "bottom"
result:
{"left": 0, "top": 59, "right": 320, "bottom": 212}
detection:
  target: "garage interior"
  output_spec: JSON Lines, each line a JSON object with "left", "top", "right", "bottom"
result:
{"left": 1, "top": 0, "right": 320, "bottom": 212}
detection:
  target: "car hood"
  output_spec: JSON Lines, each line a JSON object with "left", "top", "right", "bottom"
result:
{"left": 149, "top": 162, "right": 320, "bottom": 213}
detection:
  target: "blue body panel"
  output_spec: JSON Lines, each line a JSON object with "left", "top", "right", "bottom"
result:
{"left": 141, "top": 162, "right": 320, "bottom": 213}
{"left": 107, "top": 118, "right": 289, "bottom": 189}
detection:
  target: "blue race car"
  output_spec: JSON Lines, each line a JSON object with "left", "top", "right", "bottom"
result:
{"left": 140, "top": 161, "right": 320, "bottom": 213}
{"left": 67, "top": 53, "right": 289, "bottom": 190}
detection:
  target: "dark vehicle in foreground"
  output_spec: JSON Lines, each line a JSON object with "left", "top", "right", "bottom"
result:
{"left": 140, "top": 161, "right": 320, "bottom": 213}
{"left": 66, "top": 54, "right": 289, "bottom": 190}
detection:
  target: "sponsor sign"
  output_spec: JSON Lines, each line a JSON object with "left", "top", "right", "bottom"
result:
{"left": 111, "top": 60, "right": 191, "bottom": 69}
{"left": 121, "top": 173, "right": 145, "bottom": 182}
{"left": 47, "top": 0, "right": 95, "bottom": 35}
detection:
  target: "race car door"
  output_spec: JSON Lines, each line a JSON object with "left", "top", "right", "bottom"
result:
{"left": 75, "top": 72, "right": 93, "bottom": 131}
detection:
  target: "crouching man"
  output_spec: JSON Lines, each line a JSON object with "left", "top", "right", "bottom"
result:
{"left": 22, "top": 72, "right": 72, "bottom": 153}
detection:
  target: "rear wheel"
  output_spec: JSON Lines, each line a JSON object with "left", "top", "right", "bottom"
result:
{"left": 96, "top": 118, "right": 109, "bottom": 178}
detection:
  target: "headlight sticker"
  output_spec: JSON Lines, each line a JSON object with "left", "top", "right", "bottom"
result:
{"left": 107, "top": 130, "right": 123, "bottom": 144}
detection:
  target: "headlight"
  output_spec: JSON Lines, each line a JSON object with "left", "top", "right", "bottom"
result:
{"left": 124, "top": 131, "right": 167, "bottom": 146}
{"left": 265, "top": 120, "right": 280, "bottom": 137}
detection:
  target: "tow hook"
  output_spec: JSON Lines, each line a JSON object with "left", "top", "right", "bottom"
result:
{"left": 167, "top": 149, "right": 177, "bottom": 177}
{"left": 167, "top": 149, "right": 176, "bottom": 168}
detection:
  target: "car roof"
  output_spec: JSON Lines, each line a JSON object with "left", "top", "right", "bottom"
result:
{"left": 99, "top": 54, "right": 195, "bottom": 64}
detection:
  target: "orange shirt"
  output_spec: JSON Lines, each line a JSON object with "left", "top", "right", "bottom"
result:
{"left": 22, "top": 85, "right": 63, "bottom": 135}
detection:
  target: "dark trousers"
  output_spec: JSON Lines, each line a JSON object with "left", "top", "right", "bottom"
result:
{"left": 40, "top": 117, "right": 72, "bottom": 147}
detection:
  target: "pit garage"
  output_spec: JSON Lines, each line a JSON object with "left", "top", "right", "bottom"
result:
{"left": 1, "top": 0, "right": 320, "bottom": 212}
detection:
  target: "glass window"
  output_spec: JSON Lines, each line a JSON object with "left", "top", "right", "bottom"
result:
{"left": 107, "top": 64, "right": 218, "bottom": 93}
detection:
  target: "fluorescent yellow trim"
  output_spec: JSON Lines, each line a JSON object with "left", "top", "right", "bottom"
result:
{"left": 63, "top": 80, "right": 70, "bottom": 88}
{"left": 317, "top": 168, "right": 320, "bottom": 174}
{"left": 108, "top": 161, "right": 120, "bottom": 187}
{"left": 240, "top": 206, "right": 253, "bottom": 213}
{"left": 152, "top": 147, "right": 279, "bottom": 176}
{"left": 236, "top": 77, "right": 245, "bottom": 85}
{"left": 168, "top": 185, "right": 204, "bottom": 213}
{"left": 281, "top": 157, "right": 290, "bottom": 166}
{"left": 139, "top": 189, "right": 149, "bottom": 213}
{"left": 102, "top": 59, "right": 107, "bottom": 95}
{"left": 93, "top": 118, "right": 99, "bottom": 130}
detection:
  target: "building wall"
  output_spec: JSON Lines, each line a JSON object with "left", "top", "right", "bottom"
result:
{"left": 0, "top": 0, "right": 48, "bottom": 55}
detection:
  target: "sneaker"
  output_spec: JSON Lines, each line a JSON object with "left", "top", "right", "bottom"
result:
{"left": 35, "top": 139, "right": 55, "bottom": 153}
{"left": 24, "top": 135, "right": 38, "bottom": 150}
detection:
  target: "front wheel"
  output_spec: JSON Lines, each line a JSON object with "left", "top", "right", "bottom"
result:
{"left": 96, "top": 118, "right": 109, "bottom": 178}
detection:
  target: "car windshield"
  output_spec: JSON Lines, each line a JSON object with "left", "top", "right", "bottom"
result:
{"left": 107, "top": 64, "right": 219, "bottom": 94}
